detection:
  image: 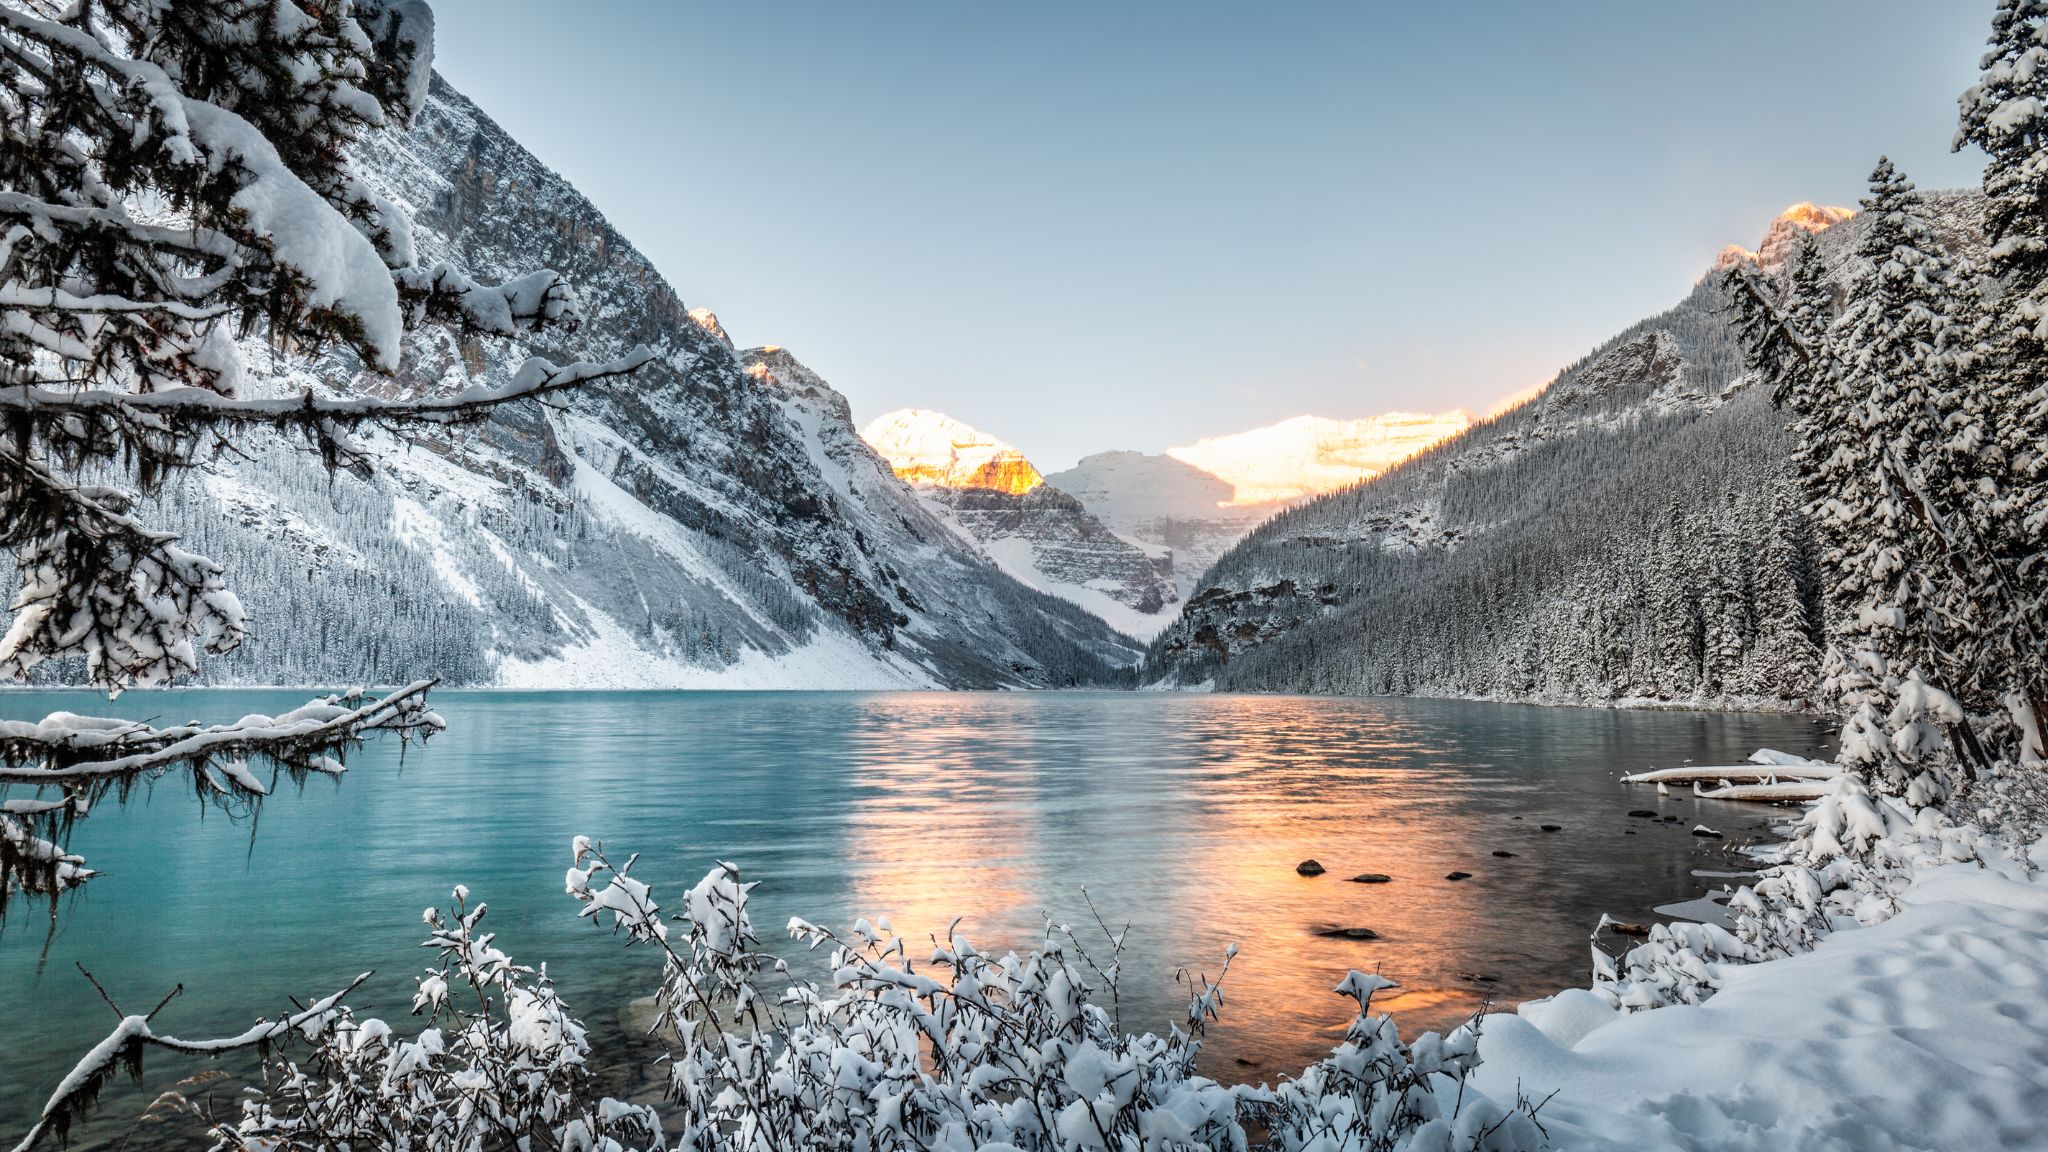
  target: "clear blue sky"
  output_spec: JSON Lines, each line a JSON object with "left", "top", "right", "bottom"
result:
{"left": 427, "top": 1, "right": 1992, "bottom": 471}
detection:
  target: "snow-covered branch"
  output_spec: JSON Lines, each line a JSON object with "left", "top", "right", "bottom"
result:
{"left": 0, "top": 680, "right": 440, "bottom": 785}
{"left": 0, "top": 345, "right": 654, "bottom": 432}
{"left": 8, "top": 971, "right": 373, "bottom": 1152}
{"left": 0, "top": 0, "right": 655, "bottom": 707}
{"left": 0, "top": 446, "right": 246, "bottom": 691}
{"left": 0, "top": 682, "right": 441, "bottom": 913}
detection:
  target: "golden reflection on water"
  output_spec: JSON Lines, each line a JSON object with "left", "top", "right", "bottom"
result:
{"left": 827, "top": 692, "right": 1610, "bottom": 1076}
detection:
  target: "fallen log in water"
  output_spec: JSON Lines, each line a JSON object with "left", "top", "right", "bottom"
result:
{"left": 1691, "top": 779, "right": 1833, "bottom": 802}
{"left": 1622, "top": 762, "right": 1838, "bottom": 785}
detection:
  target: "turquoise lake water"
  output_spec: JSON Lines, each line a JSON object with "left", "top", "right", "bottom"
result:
{"left": 0, "top": 690, "right": 1831, "bottom": 1141}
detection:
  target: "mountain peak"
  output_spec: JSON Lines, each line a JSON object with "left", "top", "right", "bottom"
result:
{"left": 1715, "top": 202, "right": 1856, "bottom": 271}
{"left": 686, "top": 306, "right": 732, "bottom": 347}
{"left": 860, "top": 408, "right": 1044, "bottom": 494}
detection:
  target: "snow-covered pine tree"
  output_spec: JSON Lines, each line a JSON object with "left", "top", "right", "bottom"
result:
{"left": 1955, "top": 0, "right": 2048, "bottom": 775}
{"left": 1742, "top": 485, "right": 1821, "bottom": 699}
{"left": 1819, "top": 158, "right": 1979, "bottom": 793}
{"left": 0, "top": 0, "right": 651, "bottom": 909}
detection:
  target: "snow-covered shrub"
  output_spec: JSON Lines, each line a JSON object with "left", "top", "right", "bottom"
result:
{"left": 560, "top": 837, "right": 1542, "bottom": 1150}
{"left": 222, "top": 886, "right": 662, "bottom": 1152}
{"left": 21, "top": 843, "right": 1545, "bottom": 1152}
{"left": 1246, "top": 974, "right": 1543, "bottom": 1152}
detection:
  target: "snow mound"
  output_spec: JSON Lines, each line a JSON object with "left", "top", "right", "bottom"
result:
{"left": 1474, "top": 859, "right": 2048, "bottom": 1150}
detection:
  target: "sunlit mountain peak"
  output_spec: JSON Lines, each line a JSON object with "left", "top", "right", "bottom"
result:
{"left": 861, "top": 408, "right": 1045, "bottom": 494}
{"left": 1715, "top": 202, "right": 1857, "bottom": 272}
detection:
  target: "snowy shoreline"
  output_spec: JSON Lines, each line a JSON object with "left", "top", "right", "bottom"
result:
{"left": 1472, "top": 849, "right": 2048, "bottom": 1149}
{"left": 0, "top": 682, "right": 1828, "bottom": 718}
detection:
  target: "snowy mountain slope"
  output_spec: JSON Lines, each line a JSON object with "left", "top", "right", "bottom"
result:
{"left": 1144, "top": 195, "right": 1986, "bottom": 706}
{"left": 859, "top": 410, "right": 1179, "bottom": 639}
{"left": 127, "top": 74, "right": 1142, "bottom": 689}
{"left": 1045, "top": 410, "right": 1469, "bottom": 599}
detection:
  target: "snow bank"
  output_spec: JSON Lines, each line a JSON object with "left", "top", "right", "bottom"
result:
{"left": 1474, "top": 856, "right": 2048, "bottom": 1150}
{"left": 493, "top": 597, "right": 932, "bottom": 691}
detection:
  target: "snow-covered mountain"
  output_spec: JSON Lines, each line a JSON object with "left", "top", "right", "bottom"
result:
{"left": 139, "top": 75, "right": 1144, "bottom": 689}
{"left": 1047, "top": 410, "right": 1470, "bottom": 598}
{"left": 860, "top": 409, "right": 1045, "bottom": 494}
{"left": 1144, "top": 196, "right": 1978, "bottom": 706}
{"left": 860, "top": 410, "right": 1178, "bottom": 639}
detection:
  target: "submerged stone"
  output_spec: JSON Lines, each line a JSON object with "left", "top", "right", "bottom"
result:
{"left": 1317, "top": 926, "right": 1380, "bottom": 940}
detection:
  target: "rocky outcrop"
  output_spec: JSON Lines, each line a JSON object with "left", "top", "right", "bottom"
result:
{"left": 1044, "top": 409, "right": 1468, "bottom": 599}
{"left": 1044, "top": 451, "right": 1269, "bottom": 600}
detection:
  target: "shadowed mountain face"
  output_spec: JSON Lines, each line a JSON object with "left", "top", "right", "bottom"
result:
{"left": 1045, "top": 452, "right": 1271, "bottom": 601}
{"left": 129, "top": 75, "right": 1142, "bottom": 689}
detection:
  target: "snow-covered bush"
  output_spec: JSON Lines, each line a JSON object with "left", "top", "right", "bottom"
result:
{"left": 220, "top": 886, "right": 664, "bottom": 1152}
{"left": 17, "top": 841, "right": 1544, "bottom": 1152}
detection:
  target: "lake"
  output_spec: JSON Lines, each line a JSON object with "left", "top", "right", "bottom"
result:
{"left": 0, "top": 690, "right": 1830, "bottom": 1140}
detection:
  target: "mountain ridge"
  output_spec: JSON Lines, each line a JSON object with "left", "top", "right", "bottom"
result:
{"left": 114, "top": 73, "right": 1144, "bottom": 689}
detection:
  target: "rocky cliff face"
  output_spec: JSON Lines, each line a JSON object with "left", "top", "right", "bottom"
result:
{"left": 1043, "top": 452, "right": 1270, "bottom": 601}
{"left": 860, "top": 410, "right": 1179, "bottom": 638}
{"left": 139, "top": 74, "right": 1142, "bottom": 689}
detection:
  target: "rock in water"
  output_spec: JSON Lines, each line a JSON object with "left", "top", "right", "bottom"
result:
{"left": 1445, "top": 871, "right": 1473, "bottom": 881}
{"left": 1296, "top": 859, "right": 1326, "bottom": 876}
{"left": 1492, "top": 850, "right": 1517, "bottom": 858}
{"left": 1628, "top": 809, "right": 1659, "bottom": 818}
{"left": 1317, "top": 926, "right": 1380, "bottom": 940}
{"left": 1692, "top": 825, "right": 1724, "bottom": 839}
{"left": 1349, "top": 873, "right": 1393, "bottom": 884}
